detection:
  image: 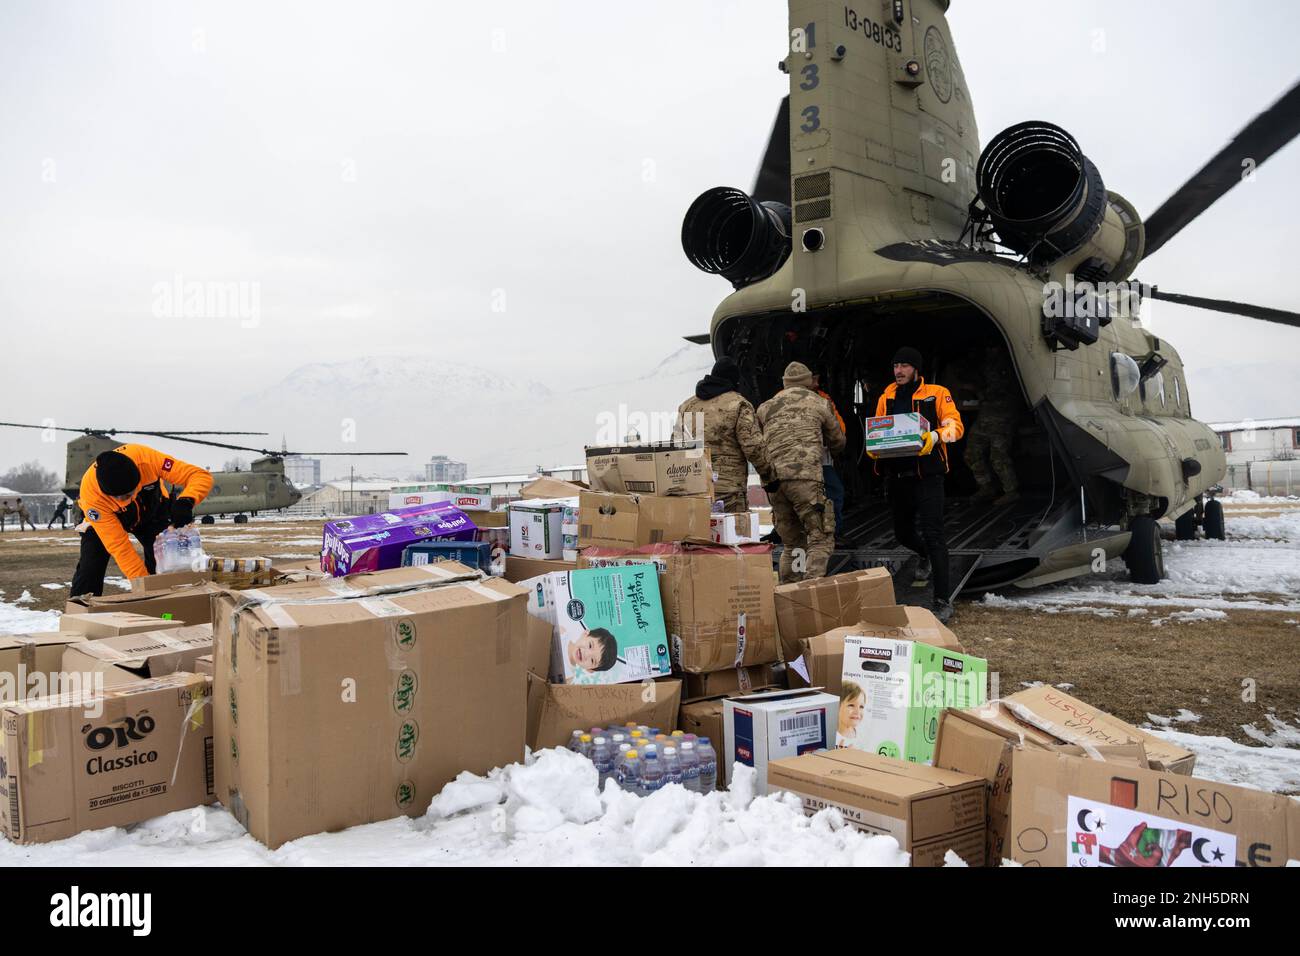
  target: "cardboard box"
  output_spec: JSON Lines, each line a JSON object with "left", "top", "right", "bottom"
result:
{"left": 709, "top": 512, "right": 762, "bottom": 545}
{"left": 322, "top": 502, "right": 477, "bottom": 576}
{"left": 388, "top": 484, "right": 492, "bottom": 512}
{"left": 934, "top": 701, "right": 1169, "bottom": 864}
{"left": 195, "top": 654, "right": 214, "bottom": 677}
{"left": 539, "top": 567, "right": 672, "bottom": 685}
{"left": 767, "top": 748, "right": 987, "bottom": 866}
{"left": 682, "top": 663, "right": 779, "bottom": 702}
{"left": 465, "top": 509, "right": 509, "bottom": 529}
{"left": 213, "top": 563, "right": 527, "bottom": 848}
{"left": 61, "top": 611, "right": 188, "bottom": 638}
{"left": 206, "top": 557, "right": 277, "bottom": 590}
{"left": 775, "top": 567, "right": 895, "bottom": 662}
{"left": 269, "top": 560, "right": 330, "bottom": 583}
{"left": 677, "top": 698, "right": 728, "bottom": 784}
{"left": 130, "top": 569, "right": 213, "bottom": 592}
{"left": 504, "top": 555, "right": 576, "bottom": 583}
{"left": 1008, "top": 747, "right": 1298, "bottom": 867}
{"left": 839, "top": 635, "right": 987, "bottom": 764}
{"left": 64, "top": 581, "right": 224, "bottom": 626}
{"left": 525, "top": 616, "right": 552, "bottom": 680}
{"left": 580, "top": 543, "right": 779, "bottom": 673}
{"left": 585, "top": 443, "right": 714, "bottom": 498}
{"left": 0, "top": 672, "right": 214, "bottom": 844}
{"left": 577, "top": 491, "right": 713, "bottom": 550}
{"left": 1001, "top": 685, "right": 1196, "bottom": 775}
{"left": 865, "top": 412, "right": 930, "bottom": 458}
{"left": 526, "top": 671, "right": 682, "bottom": 751}
{"left": 520, "top": 476, "right": 588, "bottom": 499}
{"left": 0, "top": 632, "right": 89, "bottom": 700}
{"left": 509, "top": 499, "right": 573, "bottom": 559}
{"left": 723, "top": 688, "right": 838, "bottom": 794}
{"left": 401, "top": 540, "right": 492, "bottom": 571}
{"left": 62, "top": 624, "right": 214, "bottom": 689}
{"left": 789, "top": 604, "right": 964, "bottom": 694}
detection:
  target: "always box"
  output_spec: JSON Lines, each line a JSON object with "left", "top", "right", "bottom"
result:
{"left": 321, "top": 501, "right": 476, "bottom": 576}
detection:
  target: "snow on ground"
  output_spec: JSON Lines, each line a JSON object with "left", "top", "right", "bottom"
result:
{"left": 0, "top": 753, "right": 918, "bottom": 868}
{"left": 985, "top": 513, "right": 1300, "bottom": 617}
{"left": 1146, "top": 709, "right": 1202, "bottom": 726}
{"left": 1150, "top": 727, "right": 1300, "bottom": 795}
{"left": 0, "top": 597, "right": 59, "bottom": 632}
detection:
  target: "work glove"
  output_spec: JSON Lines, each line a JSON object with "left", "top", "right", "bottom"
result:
{"left": 938, "top": 422, "right": 961, "bottom": 443}
{"left": 918, "top": 432, "right": 937, "bottom": 456}
{"left": 169, "top": 496, "right": 195, "bottom": 528}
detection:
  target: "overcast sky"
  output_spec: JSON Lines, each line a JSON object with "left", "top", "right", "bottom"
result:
{"left": 2, "top": 0, "right": 1298, "bottom": 477}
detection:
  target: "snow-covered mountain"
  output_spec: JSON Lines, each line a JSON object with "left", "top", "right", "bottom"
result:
{"left": 235, "top": 347, "right": 714, "bottom": 479}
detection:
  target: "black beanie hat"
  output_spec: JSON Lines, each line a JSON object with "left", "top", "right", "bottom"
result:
{"left": 95, "top": 451, "right": 140, "bottom": 496}
{"left": 712, "top": 356, "right": 741, "bottom": 386}
{"left": 892, "top": 346, "right": 923, "bottom": 370}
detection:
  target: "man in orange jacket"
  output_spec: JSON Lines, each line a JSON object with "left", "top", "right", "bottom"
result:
{"left": 71, "top": 443, "right": 213, "bottom": 596}
{"left": 873, "top": 347, "right": 964, "bottom": 622}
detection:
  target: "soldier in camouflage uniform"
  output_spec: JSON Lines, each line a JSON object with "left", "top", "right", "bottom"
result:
{"left": 959, "top": 346, "right": 1021, "bottom": 505}
{"left": 675, "top": 357, "right": 771, "bottom": 513}
{"left": 756, "top": 361, "right": 846, "bottom": 582}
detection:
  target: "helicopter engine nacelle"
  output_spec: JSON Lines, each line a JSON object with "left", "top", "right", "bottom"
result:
{"left": 681, "top": 186, "right": 792, "bottom": 289}
{"left": 976, "top": 122, "right": 1145, "bottom": 284}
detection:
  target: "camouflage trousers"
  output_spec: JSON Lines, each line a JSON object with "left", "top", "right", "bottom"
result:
{"left": 716, "top": 487, "right": 749, "bottom": 514}
{"left": 967, "top": 419, "right": 1018, "bottom": 494}
{"left": 770, "top": 478, "right": 835, "bottom": 583}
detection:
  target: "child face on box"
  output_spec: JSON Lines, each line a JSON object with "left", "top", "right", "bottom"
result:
{"left": 839, "top": 686, "right": 865, "bottom": 736}
{"left": 569, "top": 630, "right": 606, "bottom": 670}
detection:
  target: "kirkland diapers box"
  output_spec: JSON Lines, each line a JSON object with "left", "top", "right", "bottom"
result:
{"left": 723, "top": 688, "right": 838, "bottom": 794}
{"left": 839, "top": 636, "right": 987, "bottom": 764}
{"left": 865, "top": 412, "right": 930, "bottom": 458}
{"left": 321, "top": 502, "right": 476, "bottom": 576}
{"left": 509, "top": 499, "right": 573, "bottom": 560}
{"left": 540, "top": 567, "right": 673, "bottom": 685}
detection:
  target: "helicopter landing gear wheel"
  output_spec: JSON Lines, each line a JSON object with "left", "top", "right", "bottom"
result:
{"left": 1174, "top": 510, "right": 1198, "bottom": 541}
{"left": 1203, "top": 499, "right": 1226, "bottom": 540}
{"left": 234, "top": 514, "right": 249, "bottom": 524}
{"left": 1125, "top": 515, "right": 1165, "bottom": 584}
{"left": 200, "top": 515, "right": 215, "bottom": 525}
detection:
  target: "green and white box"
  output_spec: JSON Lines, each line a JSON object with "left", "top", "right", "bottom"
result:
{"left": 839, "top": 636, "right": 987, "bottom": 764}
{"left": 544, "top": 567, "right": 672, "bottom": 685}
{"left": 865, "top": 413, "right": 930, "bottom": 458}
{"left": 509, "top": 498, "right": 575, "bottom": 559}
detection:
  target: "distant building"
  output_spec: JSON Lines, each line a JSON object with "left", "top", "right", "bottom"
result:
{"left": 290, "top": 479, "right": 397, "bottom": 516}
{"left": 425, "top": 456, "right": 467, "bottom": 483}
{"left": 1208, "top": 417, "right": 1300, "bottom": 494}
{"left": 282, "top": 455, "right": 322, "bottom": 488}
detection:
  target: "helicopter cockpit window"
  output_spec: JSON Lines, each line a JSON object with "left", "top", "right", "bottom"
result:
{"left": 1173, "top": 374, "right": 1182, "bottom": 410}
{"left": 1110, "top": 353, "right": 1141, "bottom": 400}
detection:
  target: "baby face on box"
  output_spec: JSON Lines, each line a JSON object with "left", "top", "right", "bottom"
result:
{"left": 551, "top": 567, "right": 671, "bottom": 686}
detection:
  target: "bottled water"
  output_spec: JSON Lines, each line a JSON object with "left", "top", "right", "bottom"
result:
{"left": 153, "top": 526, "right": 204, "bottom": 574}
{"left": 591, "top": 736, "right": 615, "bottom": 788}
{"left": 617, "top": 750, "right": 640, "bottom": 794}
{"left": 578, "top": 734, "right": 593, "bottom": 758}
{"left": 640, "top": 749, "right": 665, "bottom": 794}
{"left": 678, "top": 741, "right": 701, "bottom": 793}
{"left": 662, "top": 746, "right": 683, "bottom": 787}
{"left": 696, "top": 737, "right": 718, "bottom": 794}
{"left": 567, "top": 730, "right": 585, "bottom": 753}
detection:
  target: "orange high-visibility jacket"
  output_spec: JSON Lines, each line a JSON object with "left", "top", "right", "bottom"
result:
{"left": 78, "top": 443, "right": 213, "bottom": 579}
{"left": 873, "top": 378, "right": 965, "bottom": 476}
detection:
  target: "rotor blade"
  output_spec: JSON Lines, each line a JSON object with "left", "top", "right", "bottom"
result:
{"left": 144, "top": 432, "right": 408, "bottom": 458}
{"left": 1142, "top": 80, "right": 1300, "bottom": 260}
{"left": 115, "top": 430, "right": 269, "bottom": 436}
{"left": 751, "top": 96, "right": 790, "bottom": 206}
{"left": 683, "top": 333, "right": 711, "bottom": 345}
{"left": 1147, "top": 287, "right": 1300, "bottom": 328}
{"left": 279, "top": 452, "right": 408, "bottom": 457}
{"left": 0, "top": 422, "right": 95, "bottom": 434}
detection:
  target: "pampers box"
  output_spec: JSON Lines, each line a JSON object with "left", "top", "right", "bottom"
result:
{"left": 321, "top": 502, "right": 477, "bottom": 576}
{"left": 542, "top": 567, "right": 672, "bottom": 685}
{"left": 839, "top": 636, "right": 987, "bottom": 764}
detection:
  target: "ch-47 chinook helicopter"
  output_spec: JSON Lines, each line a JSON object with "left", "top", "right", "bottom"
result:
{"left": 0, "top": 422, "right": 405, "bottom": 523}
{"left": 680, "top": 0, "right": 1300, "bottom": 597}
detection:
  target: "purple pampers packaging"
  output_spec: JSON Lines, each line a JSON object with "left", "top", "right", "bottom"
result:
{"left": 321, "top": 501, "right": 477, "bottom": 576}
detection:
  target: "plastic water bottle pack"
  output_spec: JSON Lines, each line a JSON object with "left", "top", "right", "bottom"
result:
{"left": 153, "top": 526, "right": 206, "bottom": 574}
{"left": 569, "top": 723, "right": 719, "bottom": 797}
